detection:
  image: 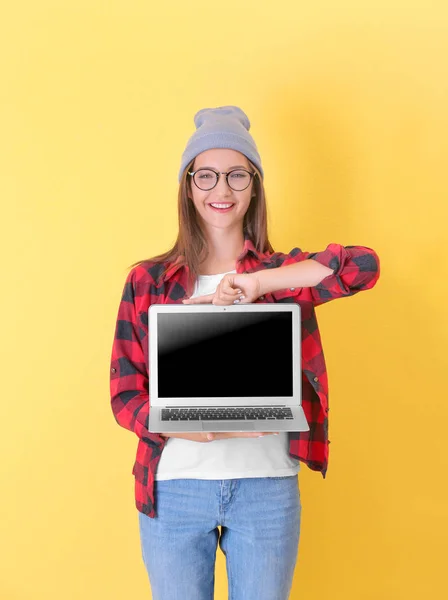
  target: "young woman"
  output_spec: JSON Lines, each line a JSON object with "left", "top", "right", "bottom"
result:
{"left": 110, "top": 105, "right": 380, "bottom": 600}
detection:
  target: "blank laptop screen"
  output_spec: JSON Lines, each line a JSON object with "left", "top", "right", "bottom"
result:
{"left": 157, "top": 311, "right": 293, "bottom": 398}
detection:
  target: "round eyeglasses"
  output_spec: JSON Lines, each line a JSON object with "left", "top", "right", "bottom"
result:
{"left": 188, "top": 168, "right": 256, "bottom": 192}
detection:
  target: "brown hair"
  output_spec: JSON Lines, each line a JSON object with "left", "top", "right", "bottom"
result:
{"left": 128, "top": 157, "right": 275, "bottom": 295}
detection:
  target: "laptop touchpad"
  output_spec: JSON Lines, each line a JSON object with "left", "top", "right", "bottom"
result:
{"left": 201, "top": 422, "right": 255, "bottom": 431}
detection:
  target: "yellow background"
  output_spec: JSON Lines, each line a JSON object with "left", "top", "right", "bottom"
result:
{"left": 1, "top": 1, "right": 447, "bottom": 598}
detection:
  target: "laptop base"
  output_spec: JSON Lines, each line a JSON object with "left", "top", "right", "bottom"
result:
{"left": 149, "top": 406, "right": 310, "bottom": 433}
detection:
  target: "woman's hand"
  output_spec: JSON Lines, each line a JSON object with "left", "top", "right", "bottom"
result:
{"left": 160, "top": 431, "right": 279, "bottom": 443}
{"left": 182, "top": 273, "right": 261, "bottom": 305}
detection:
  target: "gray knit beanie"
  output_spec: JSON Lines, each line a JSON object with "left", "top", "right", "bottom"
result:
{"left": 178, "top": 105, "right": 264, "bottom": 182}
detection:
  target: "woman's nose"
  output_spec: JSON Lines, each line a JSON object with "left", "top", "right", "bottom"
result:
{"left": 215, "top": 173, "right": 232, "bottom": 193}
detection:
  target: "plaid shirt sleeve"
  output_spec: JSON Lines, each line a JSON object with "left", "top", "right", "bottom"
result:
{"left": 110, "top": 267, "right": 164, "bottom": 446}
{"left": 272, "top": 243, "right": 380, "bottom": 306}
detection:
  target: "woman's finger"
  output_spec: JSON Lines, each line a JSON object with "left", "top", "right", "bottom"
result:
{"left": 182, "top": 293, "right": 215, "bottom": 304}
{"left": 218, "top": 281, "right": 241, "bottom": 296}
{"left": 212, "top": 290, "right": 243, "bottom": 305}
{"left": 219, "top": 289, "right": 242, "bottom": 302}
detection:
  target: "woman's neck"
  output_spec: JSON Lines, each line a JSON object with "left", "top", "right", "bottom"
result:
{"left": 198, "top": 227, "right": 244, "bottom": 275}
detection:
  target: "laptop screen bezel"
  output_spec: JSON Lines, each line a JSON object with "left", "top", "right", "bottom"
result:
{"left": 148, "top": 303, "right": 301, "bottom": 407}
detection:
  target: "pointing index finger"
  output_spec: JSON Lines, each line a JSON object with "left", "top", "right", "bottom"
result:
{"left": 182, "top": 293, "right": 214, "bottom": 304}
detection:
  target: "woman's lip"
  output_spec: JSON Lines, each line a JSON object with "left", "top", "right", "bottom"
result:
{"left": 207, "top": 203, "right": 235, "bottom": 213}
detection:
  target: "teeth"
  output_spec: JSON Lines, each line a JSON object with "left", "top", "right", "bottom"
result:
{"left": 210, "top": 203, "right": 234, "bottom": 209}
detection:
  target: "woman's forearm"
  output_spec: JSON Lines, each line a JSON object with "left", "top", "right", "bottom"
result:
{"left": 255, "top": 259, "right": 333, "bottom": 296}
{"left": 159, "top": 432, "right": 207, "bottom": 442}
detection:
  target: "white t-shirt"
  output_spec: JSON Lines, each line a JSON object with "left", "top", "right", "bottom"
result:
{"left": 155, "top": 270, "right": 301, "bottom": 480}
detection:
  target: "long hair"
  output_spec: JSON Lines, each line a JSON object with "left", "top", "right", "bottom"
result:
{"left": 128, "top": 157, "right": 275, "bottom": 295}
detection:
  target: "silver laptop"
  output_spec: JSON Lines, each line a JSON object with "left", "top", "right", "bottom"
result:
{"left": 148, "top": 303, "right": 309, "bottom": 433}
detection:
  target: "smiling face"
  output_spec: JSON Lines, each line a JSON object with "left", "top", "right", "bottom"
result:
{"left": 188, "top": 148, "right": 255, "bottom": 235}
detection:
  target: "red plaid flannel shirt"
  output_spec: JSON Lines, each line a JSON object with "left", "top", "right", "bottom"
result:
{"left": 110, "top": 236, "right": 380, "bottom": 517}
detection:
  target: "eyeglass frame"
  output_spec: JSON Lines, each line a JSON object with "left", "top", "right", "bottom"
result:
{"left": 187, "top": 167, "right": 256, "bottom": 191}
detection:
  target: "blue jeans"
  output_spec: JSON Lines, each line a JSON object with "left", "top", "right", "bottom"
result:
{"left": 138, "top": 475, "right": 301, "bottom": 600}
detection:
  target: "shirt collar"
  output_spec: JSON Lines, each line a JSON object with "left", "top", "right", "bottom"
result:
{"left": 162, "top": 233, "right": 263, "bottom": 282}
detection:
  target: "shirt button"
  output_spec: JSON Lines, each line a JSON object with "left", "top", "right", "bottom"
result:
{"left": 313, "top": 376, "right": 318, "bottom": 382}
{"left": 111, "top": 367, "right": 116, "bottom": 373}
{"left": 259, "top": 295, "right": 265, "bottom": 300}
{"left": 290, "top": 287, "right": 295, "bottom": 291}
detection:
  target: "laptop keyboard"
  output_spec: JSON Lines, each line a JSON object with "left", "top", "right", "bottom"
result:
{"left": 161, "top": 407, "right": 294, "bottom": 421}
